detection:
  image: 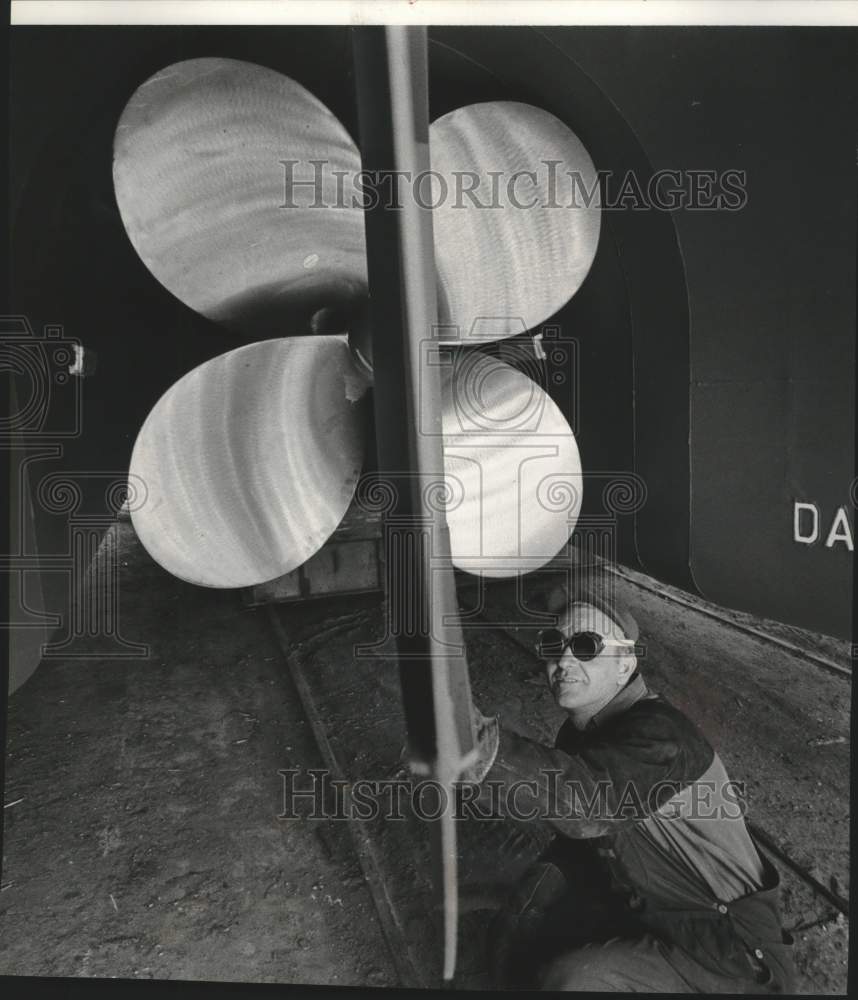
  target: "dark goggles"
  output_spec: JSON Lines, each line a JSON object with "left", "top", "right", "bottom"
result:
{"left": 535, "top": 628, "right": 635, "bottom": 662}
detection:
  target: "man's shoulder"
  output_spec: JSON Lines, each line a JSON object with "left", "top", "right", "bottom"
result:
{"left": 613, "top": 692, "right": 716, "bottom": 779}
{"left": 613, "top": 691, "right": 712, "bottom": 745}
{"left": 556, "top": 692, "right": 715, "bottom": 770}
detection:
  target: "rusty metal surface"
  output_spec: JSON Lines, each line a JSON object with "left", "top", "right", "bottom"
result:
{"left": 245, "top": 539, "right": 383, "bottom": 606}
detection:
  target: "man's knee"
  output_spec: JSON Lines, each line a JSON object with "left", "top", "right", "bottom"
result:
{"left": 539, "top": 936, "right": 689, "bottom": 993}
{"left": 487, "top": 860, "right": 569, "bottom": 989}
{"left": 540, "top": 943, "right": 624, "bottom": 991}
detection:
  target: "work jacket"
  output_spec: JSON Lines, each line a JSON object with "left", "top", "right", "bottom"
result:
{"left": 481, "top": 671, "right": 795, "bottom": 987}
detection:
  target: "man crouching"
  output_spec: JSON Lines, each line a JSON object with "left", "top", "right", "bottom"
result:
{"left": 462, "top": 587, "right": 796, "bottom": 993}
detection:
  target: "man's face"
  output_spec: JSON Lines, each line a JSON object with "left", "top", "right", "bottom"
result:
{"left": 544, "top": 602, "right": 636, "bottom": 713}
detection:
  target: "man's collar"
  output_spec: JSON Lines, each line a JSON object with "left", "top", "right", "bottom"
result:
{"left": 586, "top": 670, "right": 648, "bottom": 730}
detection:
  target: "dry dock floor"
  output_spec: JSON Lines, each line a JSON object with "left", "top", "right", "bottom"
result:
{"left": 1, "top": 520, "right": 850, "bottom": 992}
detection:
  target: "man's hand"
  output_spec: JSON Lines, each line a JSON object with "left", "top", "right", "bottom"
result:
{"left": 393, "top": 705, "right": 499, "bottom": 782}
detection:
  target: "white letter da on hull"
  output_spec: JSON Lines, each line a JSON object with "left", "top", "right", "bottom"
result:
{"left": 825, "top": 507, "right": 854, "bottom": 551}
{"left": 793, "top": 502, "right": 819, "bottom": 544}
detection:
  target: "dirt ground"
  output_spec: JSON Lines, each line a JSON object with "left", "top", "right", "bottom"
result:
{"left": 1, "top": 521, "right": 851, "bottom": 992}
{"left": 1, "top": 523, "right": 397, "bottom": 987}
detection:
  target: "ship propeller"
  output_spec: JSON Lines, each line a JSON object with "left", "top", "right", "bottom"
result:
{"left": 113, "top": 57, "right": 599, "bottom": 587}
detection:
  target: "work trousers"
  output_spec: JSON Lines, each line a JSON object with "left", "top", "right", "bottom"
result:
{"left": 488, "top": 846, "right": 795, "bottom": 993}
{"left": 539, "top": 931, "right": 791, "bottom": 993}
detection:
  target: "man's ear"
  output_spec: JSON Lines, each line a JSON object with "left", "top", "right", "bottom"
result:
{"left": 617, "top": 654, "right": 637, "bottom": 686}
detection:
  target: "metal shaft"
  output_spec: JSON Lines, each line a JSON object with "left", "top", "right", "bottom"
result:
{"left": 352, "top": 25, "right": 477, "bottom": 982}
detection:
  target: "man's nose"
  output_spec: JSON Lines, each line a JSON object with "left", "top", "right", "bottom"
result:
{"left": 558, "top": 650, "right": 579, "bottom": 669}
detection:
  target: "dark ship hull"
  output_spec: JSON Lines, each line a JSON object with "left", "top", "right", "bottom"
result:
{"left": 8, "top": 26, "right": 854, "bottom": 692}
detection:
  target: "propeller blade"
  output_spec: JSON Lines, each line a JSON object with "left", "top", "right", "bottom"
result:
{"left": 442, "top": 351, "right": 581, "bottom": 576}
{"left": 113, "top": 58, "right": 366, "bottom": 338}
{"left": 128, "top": 337, "right": 367, "bottom": 588}
{"left": 430, "top": 102, "right": 601, "bottom": 343}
